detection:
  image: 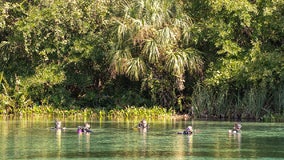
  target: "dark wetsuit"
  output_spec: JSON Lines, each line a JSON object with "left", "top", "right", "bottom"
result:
{"left": 138, "top": 120, "right": 149, "bottom": 129}
{"left": 183, "top": 131, "right": 192, "bottom": 135}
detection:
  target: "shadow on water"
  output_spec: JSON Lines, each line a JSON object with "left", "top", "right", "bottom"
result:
{"left": 0, "top": 118, "right": 284, "bottom": 159}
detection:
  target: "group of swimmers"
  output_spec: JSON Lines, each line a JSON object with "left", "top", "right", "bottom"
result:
{"left": 77, "top": 123, "right": 92, "bottom": 134}
{"left": 54, "top": 120, "right": 92, "bottom": 134}
{"left": 138, "top": 119, "right": 194, "bottom": 135}
{"left": 138, "top": 119, "right": 242, "bottom": 135}
{"left": 54, "top": 119, "right": 242, "bottom": 135}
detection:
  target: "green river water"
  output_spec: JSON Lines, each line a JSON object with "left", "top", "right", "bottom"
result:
{"left": 0, "top": 117, "right": 283, "bottom": 160}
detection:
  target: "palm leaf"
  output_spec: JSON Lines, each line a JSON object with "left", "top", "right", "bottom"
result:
{"left": 142, "top": 39, "right": 160, "bottom": 63}
{"left": 165, "top": 50, "right": 188, "bottom": 76}
{"left": 185, "top": 48, "right": 204, "bottom": 75}
{"left": 110, "top": 49, "right": 132, "bottom": 76}
{"left": 157, "top": 26, "right": 176, "bottom": 45}
{"left": 126, "top": 57, "right": 146, "bottom": 81}
{"left": 117, "top": 21, "right": 129, "bottom": 44}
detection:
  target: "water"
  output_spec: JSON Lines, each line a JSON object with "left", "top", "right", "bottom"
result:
{"left": 0, "top": 118, "right": 284, "bottom": 160}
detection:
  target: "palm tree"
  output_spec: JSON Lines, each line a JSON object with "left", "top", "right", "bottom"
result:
{"left": 108, "top": 0, "right": 203, "bottom": 107}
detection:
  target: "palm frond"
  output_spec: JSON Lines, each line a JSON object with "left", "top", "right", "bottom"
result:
{"left": 109, "top": 49, "right": 132, "bottom": 76}
{"left": 165, "top": 50, "right": 188, "bottom": 76}
{"left": 117, "top": 21, "right": 129, "bottom": 43}
{"left": 142, "top": 39, "right": 160, "bottom": 63}
{"left": 185, "top": 48, "right": 204, "bottom": 75}
{"left": 126, "top": 57, "right": 146, "bottom": 81}
{"left": 165, "top": 48, "right": 204, "bottom": 76}
{"left": 132, "top": 23, "right": 151, "bottom": 46}
{"left": 157, "top": 27, "right": 176, "bottom": 45}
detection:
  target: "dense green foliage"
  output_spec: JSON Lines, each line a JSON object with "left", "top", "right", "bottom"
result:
{"left": 0, "top": 0, "right": 283, "bottom": 120}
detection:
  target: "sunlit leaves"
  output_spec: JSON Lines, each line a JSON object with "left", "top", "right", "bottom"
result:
{"left": 203, "top": 0, "right": 283, "bottom": 90}
{"left": 109, "top": 49, "right": 132, "bottom": 76}
{"left": 165, "top": 50, "right": 188, "bottom": 77}
{"left": 216, "top": 40, "right": 243, "bottom": 55}
{"left": 107, "top": 0, "right": 200, "bottom": 106}
{"left": 126, "top": 57, "right": 146, "bottom": 81}
{"left": 110, "top": 0, "right": 198, "bottom": 82}
{"left": 15, "top": 0, "right": 105, "bottom": 60}
{"left": 142, "top": 39, "right": 160, "bottom": 63}
{"left": 157, "top": 27, "right": 177, "bottom": 45}
{"left": 110, "top": 49, "right": 146, "bottom": 81}
{"left": 117, "top": 21, "right": 129, "bottom": 44}
{"left": 205, "top": 59, "right": 246, "bottom": 86}
{"left": 210, "top": 0, "right": 258, "bottom": 27}
{"left": 1, "top": 0, "right": 282, "bottom": 116}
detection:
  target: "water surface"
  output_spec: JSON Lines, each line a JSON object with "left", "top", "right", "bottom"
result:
{"left": 0, "top": 118, "right": 283, "bottom": 160}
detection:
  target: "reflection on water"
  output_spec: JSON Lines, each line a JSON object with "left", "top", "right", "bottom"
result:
{"left": 141, "top": 127, "right": 149, "bottom": 156}
{"left": 78, "top": 132, "right": 91, "bottom": 153}
{"left": 0, "top": 119, "right": 284, "bottom": 159}
{"left": 55, "top": 129, "right": 62, "bottom": 158}
{"left": 228, "top": 132, "right": 241, "bottom": 148}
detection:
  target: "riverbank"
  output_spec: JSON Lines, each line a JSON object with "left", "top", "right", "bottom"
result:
{"left": 1, "top": 105, "right": 283, "bottom": 122}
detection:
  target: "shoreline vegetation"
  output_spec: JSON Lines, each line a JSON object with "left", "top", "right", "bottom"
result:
{"left": 0, "top": 1, "right": 283, "bottom": 122}
{"left": 1, "top": 105, "right": 283, "bottom": 122}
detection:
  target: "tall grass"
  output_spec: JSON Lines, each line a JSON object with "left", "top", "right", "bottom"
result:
{"left": 191, "top": 83, "right": 230, "bottom": 119}
{"left": 107, "top": 106, "right": 174, "bottom": 120}
{"left": 0, "top": 104, "right": 175, "bottom": 121}
{"left": 191, "top": 83, "right": 284, "bottom": 121}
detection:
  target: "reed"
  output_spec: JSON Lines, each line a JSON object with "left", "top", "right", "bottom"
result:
{"left": 107, "top": 106, "right": 173, "bottom": 120}
{"left": 0, "top": 104, "right": 174, "bottom": 120}
{"left": 191, "top": 82, "right": 284, "bottom": 121}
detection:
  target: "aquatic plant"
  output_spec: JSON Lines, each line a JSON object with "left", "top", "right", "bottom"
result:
{"left": 107, "top": 106, "right": 174, "bottom": 120}
{"left": 191, "top": 82, "right": 284, "bottom": 121}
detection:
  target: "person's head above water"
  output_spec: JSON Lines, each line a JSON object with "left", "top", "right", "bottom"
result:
{"left": 84, "top": 123, "right": 90, "bottom": 129}
{"left": 139, "top": 119, "right": 148, "bottom": 128}
{"left": 179, "top": 125, "right": 193, "bottom": 135}
{"left": 186, "top": 126, "right": 193, "bottom": 132}
{"left": 55, "top": 120, "right": 61, "bottom": 129}
{"left": 142, "top": 119, "right": 147, "bottom": 123}
{"left": 234, "top": 123, "right": 242, "bottom": 130}
{"left": 77, "top": 126, "right": 83, "bottom": 134}
{"left": 229, "top": 122, "right": 242, "bottom": 134}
